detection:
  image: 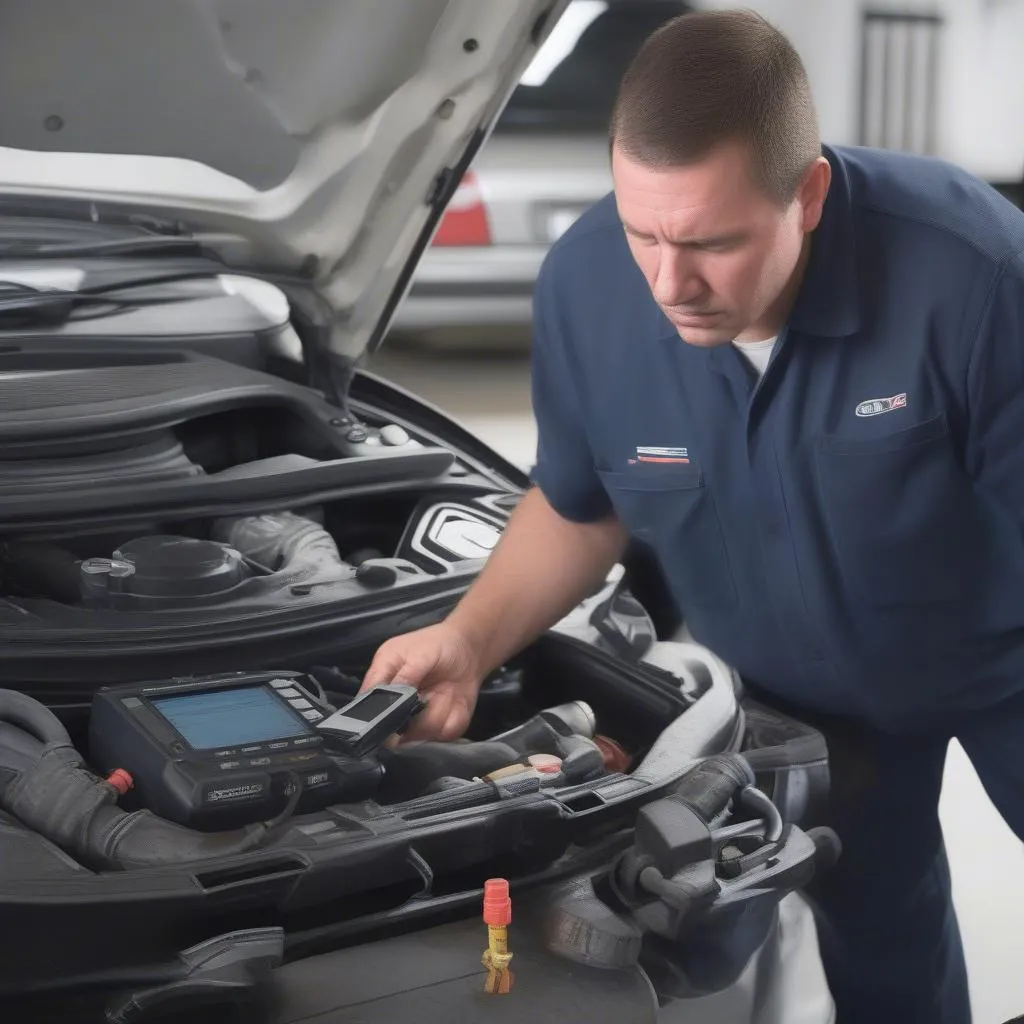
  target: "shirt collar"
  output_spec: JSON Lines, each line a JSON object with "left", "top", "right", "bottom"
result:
{"left": 786, "top": 144, "right": 861, "bottom": 338}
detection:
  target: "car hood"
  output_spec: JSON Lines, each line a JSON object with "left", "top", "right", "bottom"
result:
{"left": 0, "top": 0, "right": 570, "bottom": 362}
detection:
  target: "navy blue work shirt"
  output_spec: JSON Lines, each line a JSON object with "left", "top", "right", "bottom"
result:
{"left": 530, "top": 144, "right": 1024, "bottom": 730}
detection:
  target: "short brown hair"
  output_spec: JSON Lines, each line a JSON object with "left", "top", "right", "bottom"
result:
{"left": 609, "top": 9, "right": 820, "bottom": 203}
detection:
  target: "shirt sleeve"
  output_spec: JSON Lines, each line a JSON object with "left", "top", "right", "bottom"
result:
{"left": 965, "top": 249, "right": 1024, "bottom": 521}
{"left": 528, "top": 250, "right": 613, "bottom": 523}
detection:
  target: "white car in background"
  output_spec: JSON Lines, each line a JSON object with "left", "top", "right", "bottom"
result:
{"left": 392, "top": 0, "right": 694, "bottom": 342}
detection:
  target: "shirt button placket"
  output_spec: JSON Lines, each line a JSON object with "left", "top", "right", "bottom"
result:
{"left": 748, "top": 432, "right": 831, "bottom": 677}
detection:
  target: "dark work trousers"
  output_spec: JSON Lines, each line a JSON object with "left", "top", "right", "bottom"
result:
{"left": 790, "top": 689, "right": 1024, "bottom": 1024}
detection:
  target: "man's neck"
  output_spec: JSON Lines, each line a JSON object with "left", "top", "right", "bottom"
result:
{"left": 736, "top": 234, "right": 814, "bottom": 343}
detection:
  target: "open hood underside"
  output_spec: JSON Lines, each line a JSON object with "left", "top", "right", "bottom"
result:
{"left": 0, "top": 0, "right": 569, "bottom": 359}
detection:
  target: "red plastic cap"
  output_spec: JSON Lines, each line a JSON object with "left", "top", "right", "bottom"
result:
{"left": 527, "top": 753, "right": 562, "bottom": 775}
{"left": 483, "top": 878, "right": 512, "bottom": 926}
{"left": 105, "top": 768, "right": 134, "bottom": 795}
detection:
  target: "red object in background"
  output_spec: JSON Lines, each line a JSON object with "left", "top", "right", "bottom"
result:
{"left": 432, "top": 171, "right": 492, "bottom": 246}
{"left": 483, "top": 877, "right": 512, "bottom": 927}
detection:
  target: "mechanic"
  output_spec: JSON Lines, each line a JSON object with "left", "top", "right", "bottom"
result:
{"left": 364, "top": 9, "right": 1024, "bottom": 1022}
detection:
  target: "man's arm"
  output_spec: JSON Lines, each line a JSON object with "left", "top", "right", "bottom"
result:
{"left": 361, "top": 239, "right": 622, "bottom": 732}
{"left": 443, "top": 237, "right": 627, "bottom": 672}
{"left": 443, "top": 230, "right": 627, "bottom": 674}
{"left": 447, "top": 486, "right": 628, "bottom": 676}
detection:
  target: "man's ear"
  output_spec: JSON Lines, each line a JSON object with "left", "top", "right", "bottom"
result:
{"left": 799, "top": 157, "right": 831, "bottom": 233}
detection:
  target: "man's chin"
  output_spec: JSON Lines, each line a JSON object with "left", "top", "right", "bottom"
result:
{"left": 673, "top": 324, "right": 734, "bottom": 348}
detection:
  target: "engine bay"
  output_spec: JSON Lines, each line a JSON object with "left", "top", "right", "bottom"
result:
{"left": 10, "top": 666, "right": 643, "bottom": 847}
{"left": 0, "top": 345, "right": 533, "bottom": 662}
{"left": 0, "top": 338, "right": 840, "bottom": 1016}
{"left": 0, "top": 627, "right": 741, "bottom": 908}
{"left": 0, "top": 492, "right": 511, "bottom": 620}
{"left": 0, "top": 627, "right": 837, "bottom": 1013}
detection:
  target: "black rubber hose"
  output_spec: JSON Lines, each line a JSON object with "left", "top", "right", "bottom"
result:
{"left": 0, "top": 690, "right": 291, "bottom": 870}
{"left": 668, "top": 753, "right": 756, "bottom": 825}
{"left": 0, "top": 542, "right": 83, "bottom": 605}
{"left": 487, "top": 714, "right": 569, "bottom": 755}
{"left": 378, "top": 709, "right": 605, "bottom": 801}
{"left": 378, "top": 715, "right": 566, "bottom": 802}
{"left": 378, "top": 740, "right": 522, "bottom": 802}
{"left": 0, "top": 688, "right": 73, "bottom": 745}
{"left": 738, "top": 783, "right": 784, "bottom": 843}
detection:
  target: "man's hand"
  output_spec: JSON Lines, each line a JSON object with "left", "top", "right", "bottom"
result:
{"left": 360, "top": 487, "right": 627, "bottom": 744}
{"left": 360, "top": 621, "right": 483, "bottom": 742}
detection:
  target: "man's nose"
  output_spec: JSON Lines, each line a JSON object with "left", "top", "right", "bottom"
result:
{"left": 651, "top": 245, "right": 703, "bottom": 307}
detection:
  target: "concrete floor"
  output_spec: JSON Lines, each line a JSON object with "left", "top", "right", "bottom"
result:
{"left": 370, "top": 342, "right": 1024, "bottom": 1024}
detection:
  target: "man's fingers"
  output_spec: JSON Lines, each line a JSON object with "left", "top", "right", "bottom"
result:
{"left": 437, "top": 705, "right": 471, "bottom": 743}
{"left": 361, "top": 649, "right": 406, "bottom": 690}
{"left": 401, "top": 696, "right": 450, "bottom": 743}
{"left": 362, "top": 642, "right": 441, "bottom": 692}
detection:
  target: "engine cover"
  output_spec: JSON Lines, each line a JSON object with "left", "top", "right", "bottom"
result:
{"left": 80, "top": 535, "right": 251, "bottom": 609}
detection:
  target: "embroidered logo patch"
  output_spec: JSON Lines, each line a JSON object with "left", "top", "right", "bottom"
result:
{"left": 855, "top": 393, "right": 907, "bottom": 418}
{"left": 629, "top": 446, "right": 690, "bottom": 465}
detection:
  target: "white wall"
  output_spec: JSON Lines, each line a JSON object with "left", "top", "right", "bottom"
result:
{"left": 701, "top": 0, "right": 862, "bottom": 144}
{"left": 702, "top": 0, "right": 1024, "bottom": 181}
{"left": 939, "top": 0, "right": 1024, "bottom": 181}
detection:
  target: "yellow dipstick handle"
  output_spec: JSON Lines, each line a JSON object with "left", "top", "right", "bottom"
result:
{"left": 482, "top": 878, "right": 513, "bottom": 994}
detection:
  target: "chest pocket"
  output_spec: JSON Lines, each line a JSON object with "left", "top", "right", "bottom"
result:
{"left": 815, "top": 413, "right": 977, "bottom": 606}
{"left": 596, "top": 465, "right": 737, "bottom": 610}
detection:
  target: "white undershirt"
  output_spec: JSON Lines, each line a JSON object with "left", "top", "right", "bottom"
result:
{"left": 732, "top": 336, "right": 778, "bottom": 378}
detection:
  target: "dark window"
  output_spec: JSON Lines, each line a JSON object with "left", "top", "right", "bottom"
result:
{"left": 496, "top": 0, "right": 692, "bottom": 133}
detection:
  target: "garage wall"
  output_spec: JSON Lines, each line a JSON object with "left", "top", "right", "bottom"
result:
{"left": 700, "top": 0, "right": 1024, "bottom": 183}
{"left": 938, "top": 0, "right": 1024, "bottom": 181}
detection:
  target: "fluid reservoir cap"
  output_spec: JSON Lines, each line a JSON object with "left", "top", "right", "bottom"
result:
{"left": 81, "top": 539, "right": 247, "bottom": 608}
{"left": 527, "top": 753, "right": 563, "bottom": 775}
{"left": 355, "top": 560, "right": 399, "bottom": 588}
{"left": 483, "top": 878, "right": 512, "bottom": 926}
{"left": 380, "top": 424, "right": 410, "bottom": 447}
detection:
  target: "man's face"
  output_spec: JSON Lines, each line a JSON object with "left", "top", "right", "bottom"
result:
{"left": 612, "top": 141, "right": 830, "bottom": 346}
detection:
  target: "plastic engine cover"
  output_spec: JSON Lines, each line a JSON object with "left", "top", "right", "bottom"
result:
{"left": 80, "top": 535, "right": 250, "bottom": 609}
{"left": 256, "top": 893, "right": 658, "bottom": 1024}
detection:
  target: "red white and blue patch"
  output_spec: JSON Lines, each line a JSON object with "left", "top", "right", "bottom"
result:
{"left": 629, "top": 446, "right": 690, "bottom": 465}
{"left": 855, "top": 393, "right": 907, "bottom": 418}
